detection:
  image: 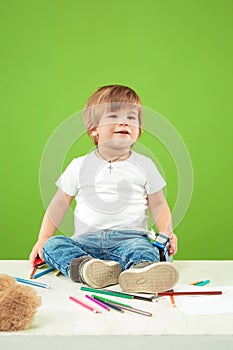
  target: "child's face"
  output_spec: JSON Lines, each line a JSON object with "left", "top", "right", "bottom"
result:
{"left": 94, "top": 106, "right": 140, "bottom": 148}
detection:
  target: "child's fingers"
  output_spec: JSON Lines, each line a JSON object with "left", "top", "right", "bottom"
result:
{"left": 170, "top": 233, "right": 178, "bottom": 254}
{"left": 29, "top": 250, "right": 38, "bottom": 266}
{"left": 170, "top": 242, "right": 177, "bottom": 255}
{"left": 169, "top": 237, "right": 178, "bottom": 255}
{"left": 38, "top": 249, "right": 44, "bottom": 261}
{"left": 169, "top": 246, "right": 175, "bottom": 255}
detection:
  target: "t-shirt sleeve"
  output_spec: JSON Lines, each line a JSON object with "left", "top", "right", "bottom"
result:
{"left": 55, "top": 159, "right": 79, "bottom": 196}
{"left": 144, "top": 158, "right": 166, "bottom": 194}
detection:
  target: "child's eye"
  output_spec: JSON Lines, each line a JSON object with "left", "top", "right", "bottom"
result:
{"left": 127, "top": 115, "right": 136, "bottom": 120}
{"left": 108, "top": 115, "right": 118, "bottom": 118}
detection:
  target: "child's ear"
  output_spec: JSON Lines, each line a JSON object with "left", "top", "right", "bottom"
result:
{"left": 89, "top": 128, "right": 99, "bottom": 146}
{"left": 91, "top": 128, "right": 98, "bottom": 137}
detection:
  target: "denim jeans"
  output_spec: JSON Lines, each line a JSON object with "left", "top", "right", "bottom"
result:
{"left": 42, "top": 230, "right": 168, "bottom": 277}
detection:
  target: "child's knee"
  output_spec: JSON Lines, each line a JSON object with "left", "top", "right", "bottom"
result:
{"left": 43, "top": 235, "right": 70, "bottom": 252}
{"left": 131, "top": 246, "right": 160, "bottom": 263}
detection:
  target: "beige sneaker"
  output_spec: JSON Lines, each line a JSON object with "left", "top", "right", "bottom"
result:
{"left": 119, "top": 262, "right": 179, "bottom": 293}
{"left": 81, "top": 259, "right": 122, "bottom": 288}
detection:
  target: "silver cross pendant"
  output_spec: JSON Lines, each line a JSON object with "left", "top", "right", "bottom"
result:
{"left": 108, "top": 162, "right": 113, "bottom": 174}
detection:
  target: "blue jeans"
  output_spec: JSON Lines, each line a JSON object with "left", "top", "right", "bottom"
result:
{"left": 42, "top": 230, "right": 168, "bottom": 277}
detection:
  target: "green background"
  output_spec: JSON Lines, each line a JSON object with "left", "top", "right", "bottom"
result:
{"left": 0, "top": 0, "right": 232, "bottom": 260}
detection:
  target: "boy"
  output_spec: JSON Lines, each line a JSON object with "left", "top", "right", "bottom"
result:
{"left": 29, "top": 85, "right": 179, "bottom": 293}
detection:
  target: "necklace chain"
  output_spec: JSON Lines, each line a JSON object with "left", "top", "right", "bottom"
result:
{"left": 96, "top": 148, "right": 130, "bottom": 174}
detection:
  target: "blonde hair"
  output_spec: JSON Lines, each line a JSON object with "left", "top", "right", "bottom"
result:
{"left": 83, "top": 85, "right": 142, "bottom": 145}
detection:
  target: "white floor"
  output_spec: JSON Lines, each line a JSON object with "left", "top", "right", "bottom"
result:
{"left": 0, "top": 260, "right": 232, "bottom": 349}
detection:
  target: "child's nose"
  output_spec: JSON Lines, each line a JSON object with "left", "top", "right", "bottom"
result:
{"left": 118, "top": 116, "right": 128, "bottom": 125}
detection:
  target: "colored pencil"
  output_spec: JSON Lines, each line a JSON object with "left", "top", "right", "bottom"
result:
{"left": 91, "top": 294, "right": 132, "bottom": 308}
{"left": 189, "top": 280, "right": 211, "bottom": 286}
{"left": 34, "top": 256, "right": 46, "bottom": 267}
{"left": 92, "top": 295, "right": 152, "bottom": 317}
{"left": 190, "top": 281, "right": 201, "bottom": 285}
{"left": 92, "top": 298, "right": 124, "bottom": 313}
{"left": 104, "top": 288, "right": 156, "bottom": 301}
{"left": 112, "top": 303, "right": 152, "bottom": 317}
{"left": 33, "top": 267, "right": 55, "bottom": 279}
{"left": 14, "top": 277, "right": 50, "bottom": 289}
{"left": 170, "top": 294, "right": 176, "bottom": 307}
{"left": 69, "top": 296, "right": 101, "bottom": 314}
{"left": 81, "top": 286, "right": 132, "bottom": 299}
{"left": 100, "top": 301, "right": 124, "bottom": 313}
{"left": 195, "top": 280, "right": 210, "bottom": 286}
{"left": 80, "top": 286, "right": 154, "bottom": 301}
{"left": 85, "top": 294, "right": 110, "bottom": 311}
{"left": 54, "top": 270, "right": 61, "bottom": 276}
{"left": 29, "top": 266, "right": 37, "bottom": 279}
{"left": 168, "top": 289, "right": 176, "bottom": 307}
{"left": 157, "top": 290, "right": 222, "bottom": 296}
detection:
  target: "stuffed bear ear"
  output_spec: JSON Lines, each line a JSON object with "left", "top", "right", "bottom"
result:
{"left": 0, "top": 274, "right": 16, "bottom": 292}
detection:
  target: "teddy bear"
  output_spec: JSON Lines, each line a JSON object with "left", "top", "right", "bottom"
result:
{"left": 0, "top": 274, "right": 41, "bottom": 331}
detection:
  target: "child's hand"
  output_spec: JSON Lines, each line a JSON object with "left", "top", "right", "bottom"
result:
{"left": 29, "top": 241, "right": 46, "bottom": 267}
{"left": 168, "top": 233, "right": 178, "bottom": 256}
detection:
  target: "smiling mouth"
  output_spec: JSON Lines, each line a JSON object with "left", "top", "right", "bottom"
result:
{"left": 114, "top": 130, "right": 130, "bottom": 135}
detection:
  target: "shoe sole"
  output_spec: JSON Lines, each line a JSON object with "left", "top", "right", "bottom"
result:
{"left": 119, "top": 262, "right": 180, "bottom": 293}
{"left": 83, "top": 260, "right": 122, "bottom": 289}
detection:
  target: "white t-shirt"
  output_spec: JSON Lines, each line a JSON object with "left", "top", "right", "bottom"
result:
{"left": 56, "top": 151, "right": 166, "bottom": 238}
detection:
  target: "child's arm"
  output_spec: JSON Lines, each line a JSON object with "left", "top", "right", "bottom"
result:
{"left": 29, "top": 189, "right": 74, "bottom": 266}
{"left": 147, "top": 190, "right": 178, "bottom": 255}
